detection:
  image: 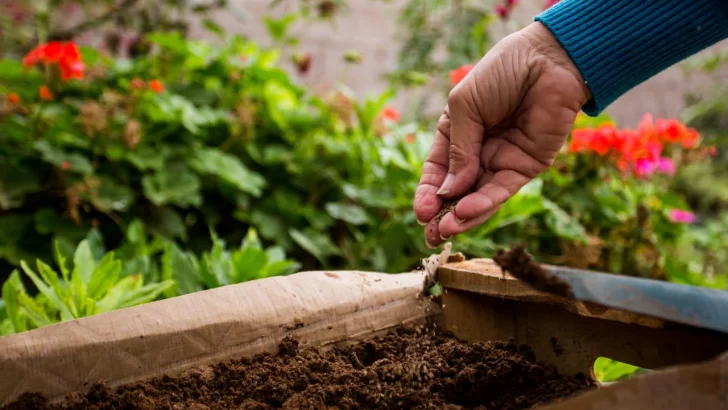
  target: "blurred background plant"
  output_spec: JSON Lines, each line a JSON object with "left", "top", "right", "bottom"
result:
{"left": 0, "top": 0, "right": 725, "bottom": 384}
{"left": 0, "top": 0, "right": 228, "bottom": 59}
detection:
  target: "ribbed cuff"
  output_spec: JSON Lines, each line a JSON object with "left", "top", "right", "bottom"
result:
{"left": 536, "top": 0, "right": 728, "bottom": 116}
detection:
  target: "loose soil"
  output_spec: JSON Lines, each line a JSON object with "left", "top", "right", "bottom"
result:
{"left": 4, "top": 327, "right": 595, "bottom": 410}
{"left": 493, "top": 245, "right": 575, "bottom": 298}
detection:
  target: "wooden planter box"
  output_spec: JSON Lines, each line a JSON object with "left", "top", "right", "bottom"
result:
{"left": 2, "top": 255, "right": 727, "bottom": 408}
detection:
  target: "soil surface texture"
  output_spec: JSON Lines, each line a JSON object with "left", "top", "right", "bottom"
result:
{"left": 494, "top": 245, "right": 575, "bottom": 298}
{"left": 4, "top": 327, "right": 595, "bottom": 410}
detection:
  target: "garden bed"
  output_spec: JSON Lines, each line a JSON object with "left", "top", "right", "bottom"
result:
{"left": 4, "top": 326, "right": 595, "bottom": 410}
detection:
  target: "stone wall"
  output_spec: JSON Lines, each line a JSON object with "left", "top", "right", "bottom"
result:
{"left": 189, "top": 0, "right": 728, "bottom": 127}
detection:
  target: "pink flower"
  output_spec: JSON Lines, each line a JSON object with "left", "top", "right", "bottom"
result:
{"left": 543, "top": 0, "right": 560, "bottom": 10}
{"left": 634, "top": 158, "right": 657, "bottom": 178}
{"left": 656, "top": 157, "right": 676, "bottom": 175}
{"left": 669, "top": 209, "right": 696, "bottom": 224}
{"left": 495, "top": 4, "right": 508, "bottom": 19}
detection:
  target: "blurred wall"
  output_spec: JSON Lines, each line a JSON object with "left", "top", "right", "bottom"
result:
{"left": 189, "top": 0, "right": 728, "bottom": 127}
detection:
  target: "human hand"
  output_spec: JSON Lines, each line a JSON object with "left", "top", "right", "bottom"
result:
{"left": 413, "top": 22, "right": 592, "bottom": 248}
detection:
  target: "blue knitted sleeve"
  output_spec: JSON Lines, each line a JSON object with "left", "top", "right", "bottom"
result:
{"left": 535, "top": 0, "right": 728, "bottom": 116}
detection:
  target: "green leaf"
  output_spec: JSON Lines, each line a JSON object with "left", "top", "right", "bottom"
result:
{"left": 231, "top": 246, "right": 267, "bottom": 283}
{"left": 33, "top": 140, "right": 94, "bottom": 174}
{"left": 85, "top": 228, "right": 106, "bottom": 261}
{"left": 543, "top": 199, "right": 588, "bottom": 242}
{"left": 126, "top": 147, "right": 166, "bottom": 171}
{"left": 2, "top": 270, "right": 26, "bottom": 333}
{"left": 142, "top": 166, "right": 202, "bottom": 208}
{"left": 162, "top": 243, "right": 201, "bottom": 295}
{"left": 17, "top": 292, "right": 53, "bottom": 329}
{"left": 34, "top": 208, "right": 89, "bottom": 240}
{"left": 263, "top": 14, "right": 298, "bottom": 41}
{"left": 325, "top": 203, "right": 369, "bottom": 225}
{"left": 265, "top": 246, "right": 287, "bottom": 263}
{"left": 200, "top": 233, "right": 233, "bottom": 288}
{"left": 147, "top": 31, "right": 188, "bottom": 53}
{"left": 113, "top": 280, "right": 175, "bottom": 310}
{"left": 263, "top": 80, "right": 299, "bottom": 129}
{"left": 87, "top": 253, "right": 122, "bottom": 300}
{"left": 20, "top": 260, "right": 75, "bottom": 322}
{"left": 261, "top": 260, "right": 301, "bottom": 278}
{"left": 0, "top": 59, "right": 42, "bottom": 81}
{"left": 189, "top": 148, "right": 266, "bottom": 197}
{"left": 0, "top": 215, "right": 31, "bottom": 247}
{"left": 289, "top": 228, "right": 341, "bottom": 264}
{"left": 91, "top": 177, "right": 135, "bottom": 212}
{"left": 126, "top": 219, "right": 146, "bottom": 245}
{"left": 72, "top": 240, "right": 96, "bottom": 285}
{"left": 36, "top": 260, "right": 73, "bottom": 316}
{"left": 202, "top": 18, "right": 225, "bottom": 37}
{"left": 241, "top": 228, "right": 262, "bottom": 250}
{"left": 0, "top": 165, "right": 42, "bottom": 210}
{"left": 53, "top": 240, "right": 71, "bottom": 284}
{"left": 145, "top": 207, "right": 188, "bottom": 240}
{"left": 594, "top": 358, "right": 641, "bottom": 382}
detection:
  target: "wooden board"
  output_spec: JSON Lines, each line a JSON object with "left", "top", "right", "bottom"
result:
{"left": 438, "top": 258, "right": 728, "bottom": 378}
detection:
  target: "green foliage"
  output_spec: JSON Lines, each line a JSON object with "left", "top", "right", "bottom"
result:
{"left": 677, "top": 50, "right": 728, "bottom": 214}
{"left": 0, "top": 31, "right": 433, "bottom": 274}
{"left": 0, "top": 238, "right": 174, "bottom": 335}
{"left": 594, "top": 358, "right": 643, "bottom": 383}
{"left": 0, "top": 222, "right": 299, "bottom": 336}
{"left": 390, "top": 0, "right": 495, "bottom": 89}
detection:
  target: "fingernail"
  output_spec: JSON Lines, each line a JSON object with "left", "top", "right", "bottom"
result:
{"left": 439, "top": 234, "right": 451, "bottom": 241}
{"left": 425, "top": 239, "right": 437, "bottom": 249}
{"left": 455, "top": 216, "right": 466, "bottom": 224}
{"left": 436, "top": 173, "right": 455, "bottom": 196}
{"left": 417, "top": 218, "right": 428, "bottom": 226}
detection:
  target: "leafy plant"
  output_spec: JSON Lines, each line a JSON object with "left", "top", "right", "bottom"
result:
{"left": 594, "top": 358, "right": 644, "bottom": 383}
{"left": 1, "top": 238, "right": 174, "bottom": 335}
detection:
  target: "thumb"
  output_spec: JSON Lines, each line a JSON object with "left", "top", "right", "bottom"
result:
{"left": 436, "top": 79, "right": 486, "bottom": 199}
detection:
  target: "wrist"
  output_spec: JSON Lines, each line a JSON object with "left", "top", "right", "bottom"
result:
{"left": 522, "top": 22, "right": 592, "bottom": 106}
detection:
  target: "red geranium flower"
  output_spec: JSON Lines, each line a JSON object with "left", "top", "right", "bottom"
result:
{"left": 379, "top": 106, "right": 400, "bottom": 123}
{"left": 568, "top": 113, "right": 700, "bottom": 178}
{"left": 450, "top": 64, "right": 474, "bottom": 86}
{"left": 39, "top": 85, "right": 54, "bottom": 101}
{"left": 148, "top": 79, "right": 164, "bottom": 93}
{"left": 7, "top": 92, "right": 20, "bottom": 105}
{"left": 23, "top": 41, "right": 85, "bottom": 81}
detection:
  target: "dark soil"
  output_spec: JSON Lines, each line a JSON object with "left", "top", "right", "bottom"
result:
{"left": 4, "top": 327, "right": 595, "bottom": 410}
{"left": 493, "top": 245, "right": 575, "bottom": 298}
{"left": 434, "top": 199, "right": 459, "bottom": 224}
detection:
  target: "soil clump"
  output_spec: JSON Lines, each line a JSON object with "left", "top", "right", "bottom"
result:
{"left": 493, "top": 245, "right": 575, "bottom": 298}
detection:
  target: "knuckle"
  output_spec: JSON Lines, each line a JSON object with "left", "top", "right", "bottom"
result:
{"left": 448, "top": 143, "right": 472, "bottom": 168}
{"left": 447, "top": 86, "right": 466, "bottom": 108}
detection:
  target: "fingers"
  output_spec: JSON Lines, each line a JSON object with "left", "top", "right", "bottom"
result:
{"left": 425, "top": 206, "right": 501, "bottom": 248}
{"left": 436, "top": 84, "right": 485, "bottom": 199}
{"left": 454, "top": 170, "right": 532, "bottom": 222}
{"left": 413, "top": 109, "right": 451, "bottom": 224}
{"left": 426, "top": 169, "right": 531, "bottom": 247}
